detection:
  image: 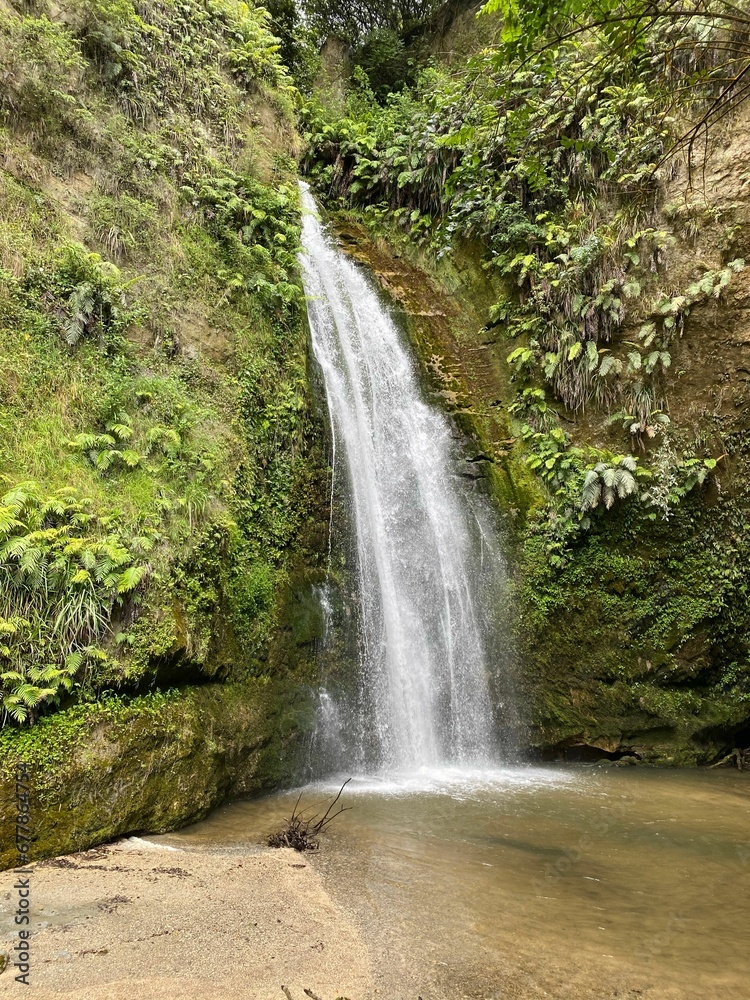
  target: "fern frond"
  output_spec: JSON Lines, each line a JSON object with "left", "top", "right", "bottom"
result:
{"left": 117, "top": 565, "right": 146, "bottom": 594}
{"left": 95, "top": 450, "right": 117, "bottom": 471}
{"left": 0, "top": 509, "right": 24, "bottom": 536}
{"left": 67, "top": 433, "right": 99, "bottom": 451}
{"left": 109, "top": 423, "right": 134, "bottom": 441}
{"left": 1, "top": 535, "right": 30, "bottom": 559}
{"left": 64, "top": 651, "right": 83, "bottom": 673}
{"left": 580, "top": 470, "right": 601, "bottom": 511}
{"left": 19, "top": 546, "right": 42, "bottom": 575}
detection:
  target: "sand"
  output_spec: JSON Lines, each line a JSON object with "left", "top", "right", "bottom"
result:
{"left": 0, "top": 839, "right": 374, "bottom": 1000}
{"left": 0, "top": 835, "right": 711, "bottom": 1000}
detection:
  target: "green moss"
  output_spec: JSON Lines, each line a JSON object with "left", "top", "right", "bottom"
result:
{"left": 0, "top": 679, "right": 316, "bottom": 869}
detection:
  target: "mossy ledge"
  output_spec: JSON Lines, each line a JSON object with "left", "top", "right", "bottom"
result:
{"left": 0, "top": 678, "right": 316, "bottom": 870}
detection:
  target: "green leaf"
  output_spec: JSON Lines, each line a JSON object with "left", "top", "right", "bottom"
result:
{"left": 117, "top": 565, "right": 146, "bottom": 594}
{"left": 585, "top": 341, "right": 598, "bottom": 370}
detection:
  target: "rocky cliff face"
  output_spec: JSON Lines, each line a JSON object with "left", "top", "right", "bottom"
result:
{"left": 329, "top": 142, "right": 750, "bottom": 764}
{"left": 0, "top": 679, "right": 318, "bottom": 870}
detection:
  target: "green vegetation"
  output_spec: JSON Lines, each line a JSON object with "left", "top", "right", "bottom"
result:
{"left": 0, "top": 479, "right": 146, "bottom": 723}
{"left": 0, "top": 0, "right": 328, "bottom": 743}
{"left": 481, "top": 0, "right": 750, "bottom": 157}
{"left": 302, "top": 0, "right": 441, "bottom": 46}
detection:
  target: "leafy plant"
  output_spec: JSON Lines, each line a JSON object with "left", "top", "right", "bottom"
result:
{"left": 67, "top": 414, "right": 142, "bottom": 471}
{"left": 640, "top": 444, "right": 721, "bottom": 520}
{"left": 181, "top": 169, "right": 303, "bottom": 312}
{"left": 0, "top": 10, "right": 85, "bottom": 127}
{"left": 479, "top": 0, "right": 750, "bottom": 161}
{"left": 24, "top": 243, "right": 143, "bottom": 349}
{"left": 0, "top": 480, "right": 148, "bottom": 724}
{"left": 580, "top": 455, "right": 645, "bottom": 512}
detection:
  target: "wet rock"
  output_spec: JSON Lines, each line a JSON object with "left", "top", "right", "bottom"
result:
{"left": 0, "top": 679, "right": 315, "bottom": 869}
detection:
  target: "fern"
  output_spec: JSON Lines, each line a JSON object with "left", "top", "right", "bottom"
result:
{"left": 116, "top": 565, "right": 145, "bottom": 594}
{"left": 0, "top": 480, "right": 149, "bottom": 726}
{"left": 580, "top": 457, "right": 641, "bottom": 512}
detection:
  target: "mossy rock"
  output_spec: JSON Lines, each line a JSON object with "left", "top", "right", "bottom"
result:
{"left": 0, "top": 680, "right": 316, "bottom": 871}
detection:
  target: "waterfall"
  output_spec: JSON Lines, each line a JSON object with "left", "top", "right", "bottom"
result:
{"left": 300, "top": 183, "right": 506, "bottom": 774}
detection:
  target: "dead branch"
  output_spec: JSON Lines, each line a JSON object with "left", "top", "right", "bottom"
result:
{"left": 268, "top": 780, "right": 352, "bottom": 851}
{"left": 709, "top": 747, "right": 749, "bottom": 770}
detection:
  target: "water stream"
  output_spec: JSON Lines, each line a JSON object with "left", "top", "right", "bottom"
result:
{"left": 299, "top": 183, "right": 504, "bottom": 773}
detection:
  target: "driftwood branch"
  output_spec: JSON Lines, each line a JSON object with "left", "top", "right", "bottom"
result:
{"left": 709, "top": 747, "right": 748, "bottom": 770}
{"left": 268, "top": 780, "right": 352, "bottom": 851}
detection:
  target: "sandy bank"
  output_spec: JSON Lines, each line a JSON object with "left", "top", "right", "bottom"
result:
{"left": 0, "top": 840, "right": 373, "bottom": 999}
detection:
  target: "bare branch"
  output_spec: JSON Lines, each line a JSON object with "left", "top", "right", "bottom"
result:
{"left": 267, "top": 780, "right": 353, "bottom": 852}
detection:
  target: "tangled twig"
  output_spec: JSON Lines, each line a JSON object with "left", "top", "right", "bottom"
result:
{"left": 268, "top": 780, "right": 352, "bottom": 851}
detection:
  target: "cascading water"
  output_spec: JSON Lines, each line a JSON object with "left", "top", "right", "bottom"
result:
{"left": 300, "top": 183, "right": 507, "bottom": 774}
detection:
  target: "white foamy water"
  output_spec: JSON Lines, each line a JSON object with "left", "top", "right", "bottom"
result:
{"left": 313, "top": 765, "right": 581, "bottom": 800}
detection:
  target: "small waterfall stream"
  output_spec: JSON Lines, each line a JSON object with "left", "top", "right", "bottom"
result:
{"left": 299, "top": 183, "right": 506, "bottom": 773}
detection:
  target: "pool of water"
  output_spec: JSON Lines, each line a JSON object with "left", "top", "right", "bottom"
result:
{"left": 156, "top": 766, "right": 750, "bottom": 999}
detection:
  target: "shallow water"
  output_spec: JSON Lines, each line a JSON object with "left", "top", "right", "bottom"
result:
{"left": 157, "top": 766, "right": 750, "bottom": 999}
